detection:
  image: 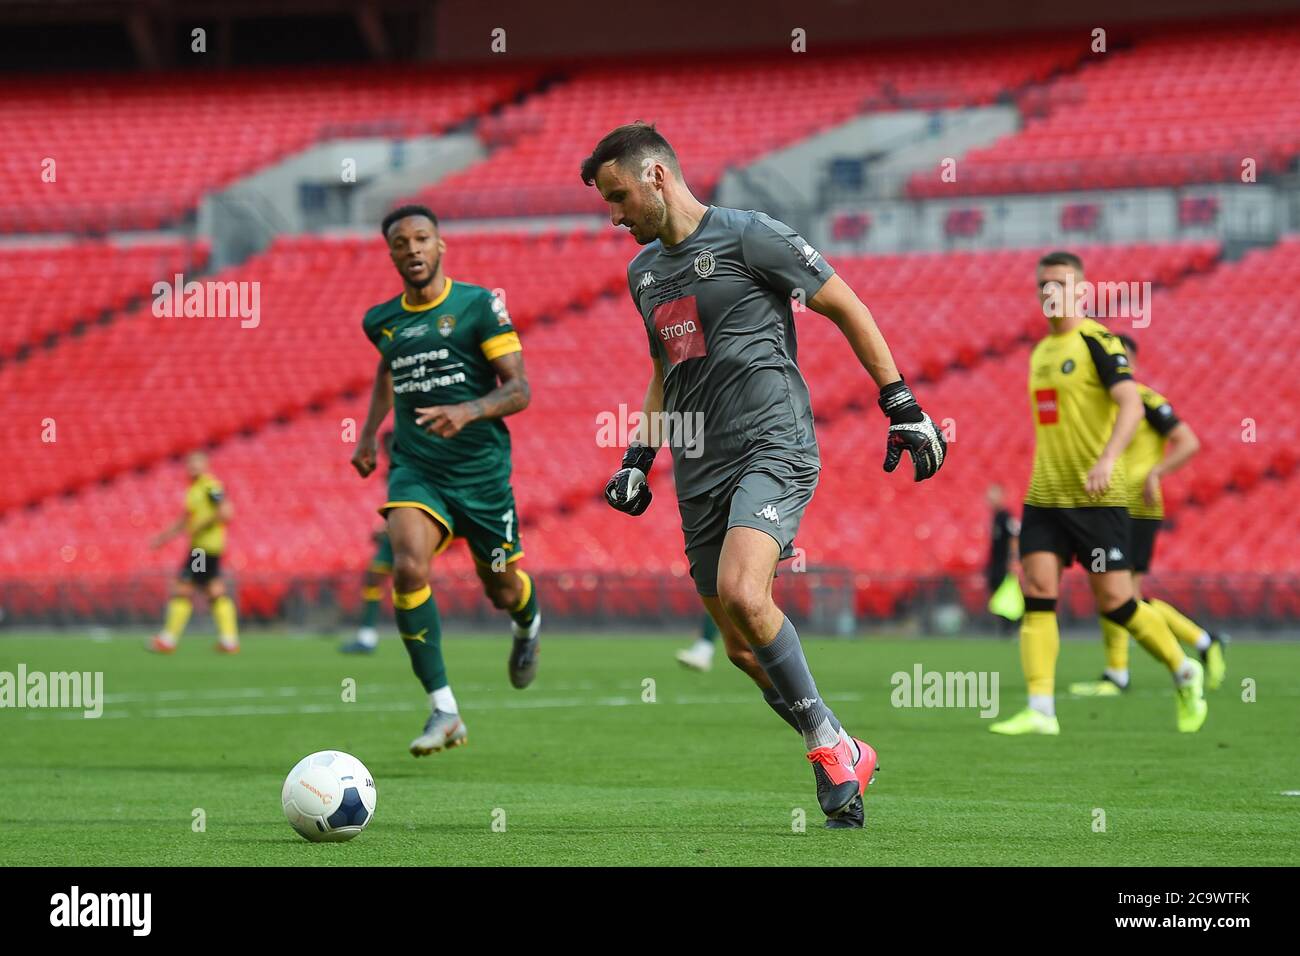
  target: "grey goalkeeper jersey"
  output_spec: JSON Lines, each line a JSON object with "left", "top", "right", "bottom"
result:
{"left": 627, "top": 205, "right": 835, "bottom": 498}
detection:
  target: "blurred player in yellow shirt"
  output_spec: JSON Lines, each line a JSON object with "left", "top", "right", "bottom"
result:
{"left": 148, "top": 451, "right": 240, "bottom": 653}
{"left": 1070, "top": 334, "right": 1227, "bottom": 697}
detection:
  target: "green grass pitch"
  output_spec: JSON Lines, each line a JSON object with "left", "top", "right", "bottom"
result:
{"left": 2, "top": 631, "right": 1297, "bottom": 866}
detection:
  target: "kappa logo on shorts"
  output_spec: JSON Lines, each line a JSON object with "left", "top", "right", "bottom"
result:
{"left": 755, "top": 504, "right": 781, "bottom": 526}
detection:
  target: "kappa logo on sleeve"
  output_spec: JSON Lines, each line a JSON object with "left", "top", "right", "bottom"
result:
{"left": 653, "top": 296, "right": 707, "bottom": 365}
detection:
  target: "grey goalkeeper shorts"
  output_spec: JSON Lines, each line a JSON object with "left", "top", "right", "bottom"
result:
{"left": 677, "top": 459, "right": 819, "bottom": 597}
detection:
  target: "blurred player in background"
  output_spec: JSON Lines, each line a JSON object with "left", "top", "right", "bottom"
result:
{"left": 353, "top": 205, "right": 540, "bottom": 759}
{"left": 148, "top": 451, "right": 240, "bottom": 654}
{"left": 1070, "top": 334, "right": 1227, "bottom": 696}
{"left": 991, "top": 251, "right": 1206, "bottom": 736}
{"left": 341, "top": 430, "right": 395, "bottom": 655}
{"left": 985, "top": 483, "right": 1021, "bottom": 635}
{"left": 675, "top": 613, "right": 720, "bottom": 671}
{"left": 587, "top": 123, "right": 946, "bottom": 828}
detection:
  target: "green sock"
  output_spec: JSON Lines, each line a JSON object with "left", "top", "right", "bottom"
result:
{"left": 360, "top": 584, "right": 382, "bottom": 628}
{"left": 701, "top": 613, "right": 720, "bottom": 644}
{"left": 509, "top": 569, "right": 538, "bottom": 628}
{"left": 394, "top": 585, "right": 446, "bottom": 692}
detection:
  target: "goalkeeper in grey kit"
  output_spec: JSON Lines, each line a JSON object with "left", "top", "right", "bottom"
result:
{"left": 583, "top": 123, "right": 946, "bottom": 829}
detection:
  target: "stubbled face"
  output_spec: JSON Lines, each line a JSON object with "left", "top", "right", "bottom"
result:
{"left": 387, "top": 216, "right": 445, "bottom": 289}
{"left": 595, "top": 159, "right": 667, "bottom": 245}
{"left": 1037, "top": 263, "right": 1084, "bottom": 321}
{"left": 185, "top": 453, "right": 207, "bottom": 480}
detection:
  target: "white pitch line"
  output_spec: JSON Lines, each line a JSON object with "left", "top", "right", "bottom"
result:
{"left": 13, "top": 690, "right": 868, "bottom": 722}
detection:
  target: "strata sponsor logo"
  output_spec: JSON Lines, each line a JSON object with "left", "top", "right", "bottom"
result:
{"left": 891, "top": 665, "right": 1000, "bottom": 718}
{"left": 0, "top": 665, "right": 103, "bottom": 718}
{"left": 652, "top": 296, "right": 707, "bottom": 364}
{"left": 152, "top": 273, "right": 260, "bottom": 328}
{"left": 1035, "top": 388, "right": 1059, "bottom": 425}
{"left": 660, "top": 319, "right": 698, "bottom": 341}
{"left": 50, "top": 886, "right": 151, "bottom": 936}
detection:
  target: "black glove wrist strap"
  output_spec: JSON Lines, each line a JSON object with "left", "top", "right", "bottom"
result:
{"left": 621, "top": 443, "right": 657, "bottom": 474}
{"left": 878, "top": 378, "right": 920, "bottom": 420}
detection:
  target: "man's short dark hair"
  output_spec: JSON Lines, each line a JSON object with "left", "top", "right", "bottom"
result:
{"left": 381, "top": 204, "right": 438, "bottom": 240}
{"left": 580, "top": 122, "right": 681, "bottom": 186}
{"left": 1038, "top": 250, "right": 1084, "bottom": 272}
{"left": 1118, "top": 334, "right": 1137, "bottom": 356}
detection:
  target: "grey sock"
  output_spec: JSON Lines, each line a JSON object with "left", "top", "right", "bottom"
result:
{"left": 760, "top": 685, "right": 801, "bottom": 733}
{"left": 752, "top": 617, "right": 840, "bottom": 751}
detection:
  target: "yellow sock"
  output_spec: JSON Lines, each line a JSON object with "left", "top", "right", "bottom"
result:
{"left": 1118, "top": 600, "right": 1183, "bottom": 672}
{"left": 1100, "top": 616, "right": 1130, "bottom": 671}
{"left": 1020, "top": 610, "right": 1060, "bottom": 697}
{"left": 1148, "top": 598, "right": 1204, "bottom": 648}
{"left": 163, "top": 597, "right": 192, "bottom": 640}
{"left": 212, "top": 595, "right": 239, "bottom": 642}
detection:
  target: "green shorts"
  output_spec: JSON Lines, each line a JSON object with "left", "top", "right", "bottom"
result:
{"left": 368, "top": 530, "right": 393, "bottom": 574}
{"left": 381, "top": 464, "right": 523, "bottom": 567}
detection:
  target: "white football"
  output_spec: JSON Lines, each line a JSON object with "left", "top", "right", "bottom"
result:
{"left": 281, "top": 750, "right": 377, "bottom": 843}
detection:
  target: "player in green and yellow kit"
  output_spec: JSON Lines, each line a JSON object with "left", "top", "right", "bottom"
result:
{"left": 148, "top": 451, "right": 240, "bottom": 654}
{"left": 1070, "top": 335, "right": 1227, "bottom": 697}
{"left": 341, "top": 431, "right": 395, "bottom": 655}
{"left": 352, "top": 205, "right": 540, "bottom": 757}
{"left": 990, "top": 251, "right": 1207, "bottom": 736}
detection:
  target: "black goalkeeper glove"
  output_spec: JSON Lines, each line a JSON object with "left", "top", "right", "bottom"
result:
{"left": 878, "top": 378, "right": 946, "bottom": 482}
{"left": 604, "top": 444, "right": 657, "bottom": 516}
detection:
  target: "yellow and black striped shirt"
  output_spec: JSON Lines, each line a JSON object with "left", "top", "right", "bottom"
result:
{"left": 186, "top": 473, "right": 226, "bottom": 555}
{"left": 1124, "top": 383, "right": 1181, "bottom": 520}
{"left": 1025, "top": 318, "right": 1134, "bottom": 509}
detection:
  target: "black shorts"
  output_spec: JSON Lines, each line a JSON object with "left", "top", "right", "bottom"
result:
{"left": 1128, "top": 517, "right": 1162, "bottom": 574}
{"left": 1020, "top": 504, "right": 1132, "bottom": 572}
{"left": 180, "top": 552, "right": 223, "bottom": 585}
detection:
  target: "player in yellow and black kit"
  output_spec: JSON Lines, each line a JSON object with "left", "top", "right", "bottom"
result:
{"left": 352, "top": 205, "right": 540, "bottom": 758}
{"left": 148, "top": 451, "right": 240, "bottom": 653}
{"left": 990, "top": 251, "right": 1207, "bottom": 736}
{"left": 1070, "top": 335, "right": 1227, "bottom": 697}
